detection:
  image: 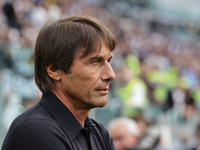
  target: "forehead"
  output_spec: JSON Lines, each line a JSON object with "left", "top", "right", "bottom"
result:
{"left": 77, "top": 42, "right": 112, "bottom": 59}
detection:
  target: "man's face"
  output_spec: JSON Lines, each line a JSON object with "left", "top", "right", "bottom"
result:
{"left": 59, "top": 42, "right": 115, "bottom": 110}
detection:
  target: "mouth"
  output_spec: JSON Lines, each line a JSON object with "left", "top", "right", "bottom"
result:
{"left": 96, "top": 87, "right": 109, "bottom": 95}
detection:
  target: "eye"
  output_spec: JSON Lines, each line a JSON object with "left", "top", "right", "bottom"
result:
{"left": 92, "top": 59, "right": 99, "bottom": 63}
{"left": 108, "top": 58, "right": 112, "bottom": 64}
{"left": 91, "top": 59, "right": 100, "bottom": 64}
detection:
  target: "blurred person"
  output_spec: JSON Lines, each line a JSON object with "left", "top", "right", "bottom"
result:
{"left": 30, "top": 1, "right": 50, "bottom": 29}
{"left": 190, "top": 123, "right": 200, "bottom": 150}
{"left": 133, "top": 113, "right": 148, "bottom": 138}
{"left": 2, "top": 2, "right": 21, "bottom": 29}
{"left": 169, "top": 90, "right": 199, "bottom": 150}
{"left": 117, "top": 55, "right": 148, "bottom": 117}
{"left": 108, "top": 117, "right": 140, "bottom": 150}
{"left": 2, "top": 15, "right": 116, "bottom": 150}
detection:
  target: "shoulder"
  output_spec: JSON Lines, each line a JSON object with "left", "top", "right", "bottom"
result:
{"left": 9, "top": 103, "right": 53, "bottom": 128}
{"left": 2, "top": 104, "right": 72, "bottom": 150}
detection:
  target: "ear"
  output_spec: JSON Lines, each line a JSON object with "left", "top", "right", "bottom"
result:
{"left": 45, "top": 65, "right": 61, "bottom": 81}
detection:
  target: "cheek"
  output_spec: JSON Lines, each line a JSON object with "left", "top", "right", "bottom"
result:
{"left": 69, "top": 72, "right": 96, "bottom": 96}
{"left": 75, "top": 70, "right": 99, "bottom": 87}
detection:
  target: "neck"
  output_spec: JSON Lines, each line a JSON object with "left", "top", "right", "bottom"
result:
{"left": 51, "top": 90, "right": 90, "bottom": 127}
{"left": 70, "top": 109, "right": 90, "bottom": 127}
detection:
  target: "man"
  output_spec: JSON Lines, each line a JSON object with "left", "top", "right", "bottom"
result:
{"left": 108, "top": 117, "right": 140, "bottom": 150}
{"left": 2, "top": 15, "right": 116, "bottom": 150}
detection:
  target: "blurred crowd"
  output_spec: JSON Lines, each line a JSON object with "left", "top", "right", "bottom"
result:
{"left": 1, "top": 0, "right": 200, "bottom": 150}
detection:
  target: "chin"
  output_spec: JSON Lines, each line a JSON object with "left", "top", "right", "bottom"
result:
{"left": 98, "top": 103, "right": 107, "bottom": 108}
{"left": 97, "top": 98, "right": 107, "bottom": 108}
{"left": 90, "top": 96, "right": 107, "bottom": 108}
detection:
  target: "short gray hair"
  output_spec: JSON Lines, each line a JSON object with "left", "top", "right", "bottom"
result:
{"left": 108, "top": 117, "right": 139, "bottom": 135}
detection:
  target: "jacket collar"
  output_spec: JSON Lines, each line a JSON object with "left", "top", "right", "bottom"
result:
{"left": 39, "top": 92, "right": 85, "bottom": 140}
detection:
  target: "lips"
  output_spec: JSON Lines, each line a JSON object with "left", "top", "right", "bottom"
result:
{"left": 96, "top": 87, "right": 109, "bottom": 95}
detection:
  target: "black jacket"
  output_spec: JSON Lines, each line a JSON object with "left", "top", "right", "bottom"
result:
{"left": 2, "top": 92, "right": 116, "bottom": 150}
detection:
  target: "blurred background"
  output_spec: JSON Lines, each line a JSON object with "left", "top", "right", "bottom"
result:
{"left": 1, "top": 0, "right": 200, "bottom": 149}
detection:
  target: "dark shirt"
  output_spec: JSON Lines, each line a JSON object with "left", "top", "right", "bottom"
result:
{"left": 2, "top": 92, "right": 116, "bottom": 150}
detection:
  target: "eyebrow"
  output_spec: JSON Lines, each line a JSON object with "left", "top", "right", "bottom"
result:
{"left": 91, "top": 53, "right": 113, "bottom": 61}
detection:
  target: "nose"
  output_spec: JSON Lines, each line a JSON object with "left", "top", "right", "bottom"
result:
{"left": 102, "top": 62, "right": 115, "bottom": 81}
